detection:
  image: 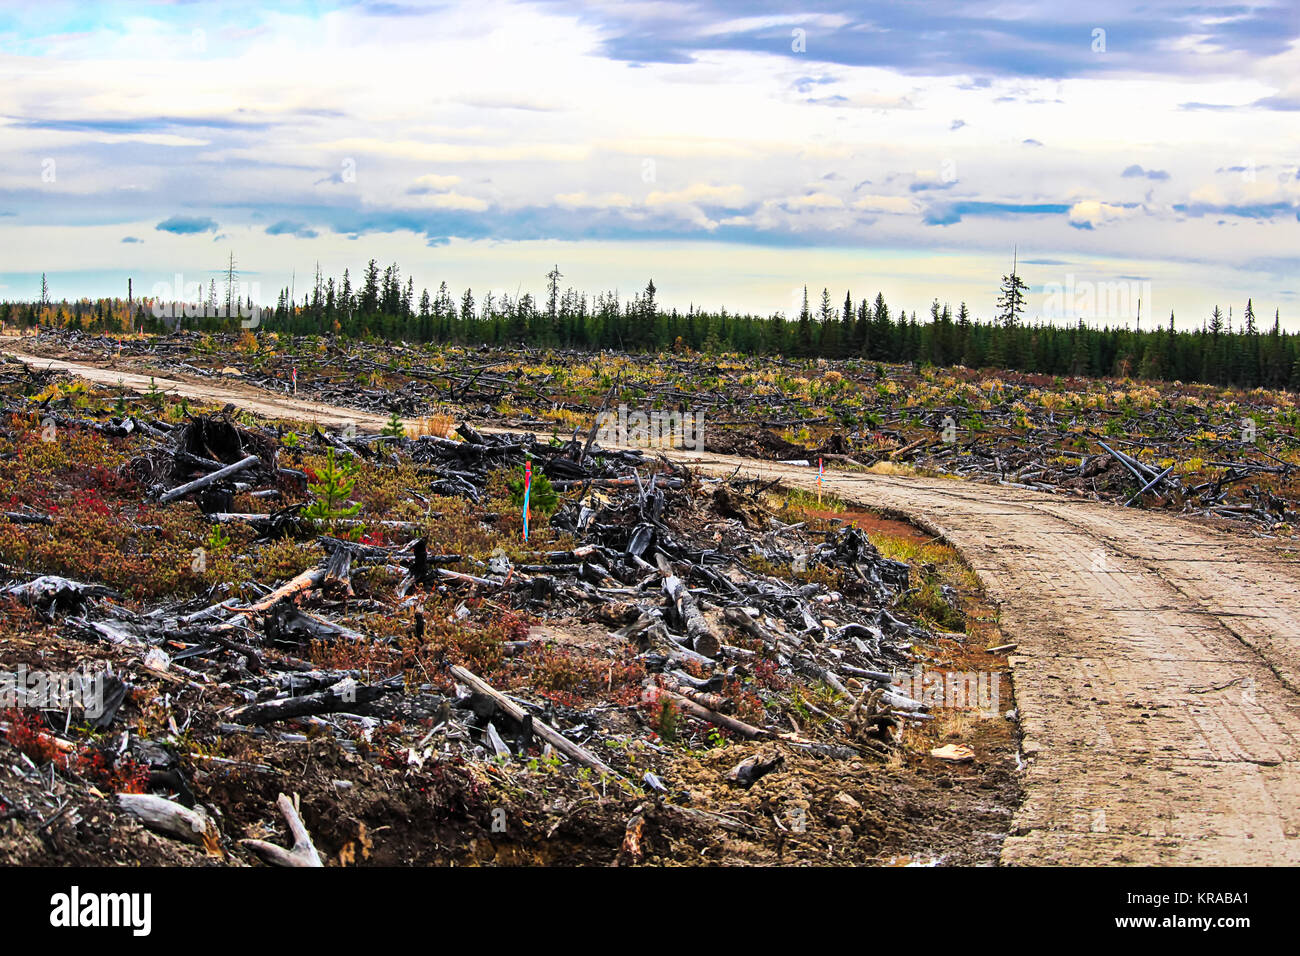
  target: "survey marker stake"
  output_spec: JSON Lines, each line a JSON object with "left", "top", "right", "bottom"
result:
{"left": 523, "top": 459, "right": 532, "bottom": 541}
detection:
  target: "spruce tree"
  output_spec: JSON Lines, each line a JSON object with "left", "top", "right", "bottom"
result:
{"left": 840, "top": 290, "right": 855, "bottom": 356}
{"left": 797, "top": 286, "right": 812, "bottom": 355}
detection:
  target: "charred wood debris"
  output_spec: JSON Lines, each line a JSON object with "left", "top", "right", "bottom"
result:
{"left": 0, "top": 356, "right": 956, "bottom": 858}
{"left": 20, "top": 330, "right": 1300, "bottom": 531}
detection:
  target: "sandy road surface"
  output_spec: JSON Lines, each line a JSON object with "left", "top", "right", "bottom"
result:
{"left": 7, "top": 344, "right": 1300, "bottom": 865}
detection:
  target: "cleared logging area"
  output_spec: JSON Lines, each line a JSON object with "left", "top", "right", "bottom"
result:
{"left": 0, "top": 350, "right": 1019, "bottom": 866}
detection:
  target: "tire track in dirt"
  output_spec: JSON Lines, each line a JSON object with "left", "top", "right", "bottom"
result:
{"left": 8, "top": 344, "right": 1300, "bottom": 865}
{"left": 778, "top": 475, "right": 1300, "bottom": 865}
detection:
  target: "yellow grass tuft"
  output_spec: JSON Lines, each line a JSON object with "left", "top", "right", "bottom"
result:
{"left": 866, "top": 461, "right": 918, "bottom": 476}
{"left": 405, "top": 413, "right": 457, "bottom": 439}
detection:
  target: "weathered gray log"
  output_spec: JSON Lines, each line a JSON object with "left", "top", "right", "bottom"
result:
{"left": 657, "top": 555, "right": 721, "bottom": 658}
{"left": 1124, "top": 465, "right": 1176, "bottom": 507}
{"left": 4, "top": 575, "right": 119, "bottom": 608}
{"left": 723, "top": 607, "right": 780, "bottom": 648}
{"left": 225, "top": 677, "right": 399, "bottom": 724}
{"left": 208, "top": 512, "right": 418, "bottom": 530}
{"left": 661, "top": 677, "right": 731, "bottom": 713}
{"left": 199, "top": 625, "right": 264, "bottom": 671}
{"left": 117, "top": 793, "right": 216, "bottom": 845}
{"left": 264, "top": 602, "right": 365, "bottom": 644}
{"left": 662, "top": 643, "right": 718, "bottom": 669}
{"left": 792, "top": 657, "right": 851, "bottom": 698}
{"left": 840, "top": 664, "right": 895, "bottom": 683}
{"left": 437, "top": 567, "right": 505, "bottom": 587}
{"left": 2, "top": 511, "right": 53, "bottom": 525}
{"left": 240, "top": 793, "right": 324, "bottom": 868}
{"left": 159, "top": 453, "right": 260, "bottom": 503}
{"left": 579, "top": 381, "right": 619, "bottom": 466}
{"left": 450, "top": 664, "right": 618, "bottom": 777}
{"left": 880, "top": 689, "right": 928, "bottom": 713}
{"left": 654, "top": 687, "right": 768, "bottom": 739}
{"left": 323, "top": 546, "right": 352, "bottom": 592}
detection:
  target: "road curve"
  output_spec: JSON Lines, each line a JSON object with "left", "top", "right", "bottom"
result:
{"left": 7, "top": 344, "right": 1300, "bottom": 865}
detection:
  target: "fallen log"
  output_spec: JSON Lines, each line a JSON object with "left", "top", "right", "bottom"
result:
{"left": 723, "top": 606, "right": 780, "bottom": 649}
{"left": 207, "top": 513, "right": 419, "bottom": 531}
{"left": 159, "top": 453, "right": 260, "bottom": 503}
{"left": 657, "top": 554, "right": 721, "bottom": 658}
{"left": 117, "top": 793, "right": 216, "bottom": 846}
{"left": 236, "top": 566, "right": 328, "bottom": 616}
{"left": 437, "top": 567, "right": 506, "bottom": 587}
{"left": 450, "top": 664, "right": 619, "bottom": 778}
{"left": 2, "top": 511, "right": 53, "bottom": 525}
{"left": 661, "top": 678, "right": 731, "bottom": 713}
{"left": 791, "top": 657, "right": 851, "bottom": 698}
{"left": 1124, "top": 464, "right": 1175, "bottom": 507}
{"left": 240, "top": 793, "right": 325, "bottom": 868}
{"left": 225, "top": 676, "right": 400, "bottom": 725}
{"left": 201, "top": 625, "right": 264, "bottom": 672}
{"left": 4, "top": 575, "right": 119, "bottom": 611}
{"left": 264, "top": 601, "right": 366, "bottom": 644}
{"left": 653, "top": 686, "right": 768, "bottom": 739}
{"left": 889, "top": 437, "right": 929, "bottom": 461}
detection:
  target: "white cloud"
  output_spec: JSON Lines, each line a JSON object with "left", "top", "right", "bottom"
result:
{"left": 96, "top": 133, "right": 210, "bottom": 147}
{"left": 0, "top": 0, "right": 1297, "bottom": 320}
{"left": 852, "top": 195, "right": 917, "bottom": 214}
{"left": 1190, "top": 177, "right": 1299, "bottom": 206}
{"left": 313, "top": 138, "right": 590, "bottom": 163}
{"left": 645, "top": 183, "right": 745, "bottom": 206}
{"left": 1068, "top": 201, "right": 1136, "bottom": 229}
{"left": 422, "top": 191, "right": 490, "bottom": 211}
{"left": 414, "top": 174, "right": 462, "bottom": 189}
{"left": 555, "top": 192, "right": 636, "bottom": 209}
{"left": 699, "top": 13, "right": 851, "bottom": 36}
{"left": 779, "top": 192, "right": 844, "bottom": 210}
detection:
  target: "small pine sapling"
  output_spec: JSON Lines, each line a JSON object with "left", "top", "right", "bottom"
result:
{"left": 303, "top": 448, "right": 363, "bottom": 533}
{"left": 508, "top": 462, "right": 559, "bottom": 517}
{"left": 381, "top": 410, "right": 405, "bottom": 438}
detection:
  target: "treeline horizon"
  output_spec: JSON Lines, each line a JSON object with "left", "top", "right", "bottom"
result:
{"left": 5, "top": 259, "right": 1299, "bottom": 392}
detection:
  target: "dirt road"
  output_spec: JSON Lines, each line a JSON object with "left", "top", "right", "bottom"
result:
{"left": 8, "top": 345, "right": 1300, "bottom": 865}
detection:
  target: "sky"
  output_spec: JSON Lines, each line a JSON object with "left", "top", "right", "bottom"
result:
{"left": 0, "top": 0, "right": 1298, "bottom": 327}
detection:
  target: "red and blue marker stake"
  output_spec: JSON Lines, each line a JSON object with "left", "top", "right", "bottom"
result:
{"left": 522, "top": 460, "right": 532, "bottom": 541}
